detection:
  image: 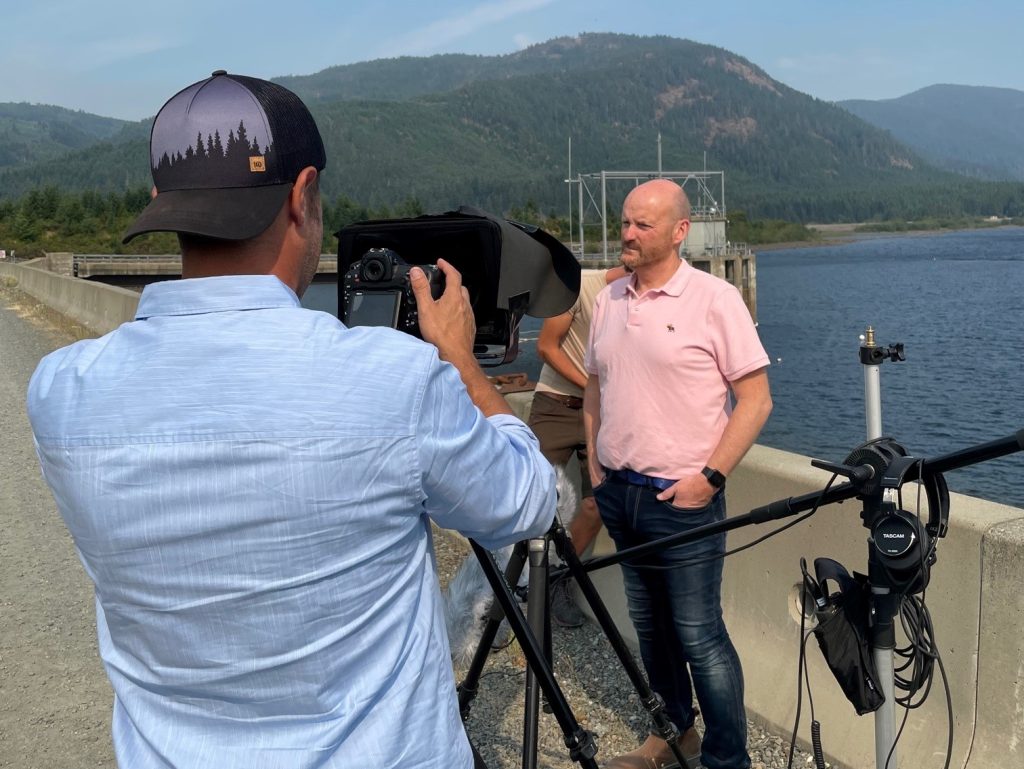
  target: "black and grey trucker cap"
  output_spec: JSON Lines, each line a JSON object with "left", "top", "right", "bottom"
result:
{"left": 123, "top": 70, "right": 326, "bottom": 243}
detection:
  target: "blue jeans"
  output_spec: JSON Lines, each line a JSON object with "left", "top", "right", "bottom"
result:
{"left": 594, "top": 477, "right": 750, "bottom": 769}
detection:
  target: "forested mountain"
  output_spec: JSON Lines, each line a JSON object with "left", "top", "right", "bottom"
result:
{"left": 2, "top": 35, "right": 1022, "bottom": 222}
{"left": 0, "top": 103, "right": 132, "bottom": 170}
{"left": 840, "top": 85, "right": 1024, "bottom": 181}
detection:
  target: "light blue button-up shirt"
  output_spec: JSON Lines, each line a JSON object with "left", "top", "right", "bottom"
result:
{"left": 27, "top": 275, "right": 555, "bottom": 769}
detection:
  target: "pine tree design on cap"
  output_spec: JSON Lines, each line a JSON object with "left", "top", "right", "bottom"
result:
{"left": 150, "top": 75, "right": 277, "bottom": 191}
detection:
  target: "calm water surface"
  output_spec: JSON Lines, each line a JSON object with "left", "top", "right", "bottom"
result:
{"left": 304, "top": 227, "right": 1024, "bottom": 508}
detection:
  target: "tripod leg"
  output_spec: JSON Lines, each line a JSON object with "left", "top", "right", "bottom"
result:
{"left": 468, "top": 734, "right": 490, "bottom": 769}
{"left": 468, "top": 538, "right": 599, "bottom": 769}
{"left": 548, "top": 523, "right": 692, "bottom": 769}
{"left": 458, "top": 540, "right": 529, "bottom": 718}
{"left": 523, "top": 537, "right": 551, "bottom": 769}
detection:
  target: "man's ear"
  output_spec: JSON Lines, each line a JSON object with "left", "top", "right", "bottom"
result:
{"left": 288, "top": 167, "right": 319, "bottom": 226}
{"left": 675, "top": 218, "right": 690, "bottom": 245}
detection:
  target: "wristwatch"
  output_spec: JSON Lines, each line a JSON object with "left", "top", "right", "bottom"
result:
{"left": 701, "top": 466, "right": 726, "bottom": 489}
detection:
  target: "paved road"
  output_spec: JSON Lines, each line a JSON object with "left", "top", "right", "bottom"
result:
{"left": 0, "top": 285, "right": 115, "bottom": 768}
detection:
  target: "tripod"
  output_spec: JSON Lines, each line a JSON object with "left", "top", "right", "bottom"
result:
{"left": 458, "top": 516, "right": 695, "bottom": 769}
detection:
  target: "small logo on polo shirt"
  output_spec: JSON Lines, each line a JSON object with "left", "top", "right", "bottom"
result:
{"left": 666, "top": 324, "right": 675, "bottom": 332}
{"left": 249, "top": 156, "right": 266, "bottom": 172}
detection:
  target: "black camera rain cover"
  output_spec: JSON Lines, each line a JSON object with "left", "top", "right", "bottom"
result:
{"left": 336, "top": 206, "right": 580, "bottom": 319}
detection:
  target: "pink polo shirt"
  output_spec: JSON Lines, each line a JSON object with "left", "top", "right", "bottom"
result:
{"left": 584, "top": 259, "right": 769, "bottom": 479}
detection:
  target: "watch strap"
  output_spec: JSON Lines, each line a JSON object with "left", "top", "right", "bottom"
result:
{"left": 701, "top": 466, "right": 726, "bottom": 488}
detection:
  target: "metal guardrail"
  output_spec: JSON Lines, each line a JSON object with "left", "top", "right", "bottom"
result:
{"left": 75, "top": 254, "right": 181, "bottom": 262}
{"left": 72, "top": 254, "right": 339, "bottom": 263}
{"left": 70, "top": 254, "right": 338, "bottom": 277}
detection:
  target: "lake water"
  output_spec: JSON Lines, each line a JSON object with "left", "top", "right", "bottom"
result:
{"left": 304, "top": 226, "right": 1024, "bottom": 508}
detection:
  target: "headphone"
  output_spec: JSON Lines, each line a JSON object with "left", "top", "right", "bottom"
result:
{"left": 841, "top": 439, "right": 950, "bottom": 594}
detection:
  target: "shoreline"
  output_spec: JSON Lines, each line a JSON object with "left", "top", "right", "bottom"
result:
{"left": 753, "top": 222, "right": 1023, "bottom": 253}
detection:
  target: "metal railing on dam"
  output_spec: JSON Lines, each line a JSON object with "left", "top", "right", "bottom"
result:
{"left": 2, "top": 256, "right": 1022, "bottom": 769}
{"left": 70, "top": 253, "right": 339, "bottom": 278}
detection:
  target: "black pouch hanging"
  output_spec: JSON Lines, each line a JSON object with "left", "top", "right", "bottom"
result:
{"left": 806, "top": 558, "right": 885, "bottom": 715}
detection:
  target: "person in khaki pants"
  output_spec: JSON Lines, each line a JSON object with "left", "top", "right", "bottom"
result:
{"left": 528, "top": 265, "right": 626, "bottom": 626}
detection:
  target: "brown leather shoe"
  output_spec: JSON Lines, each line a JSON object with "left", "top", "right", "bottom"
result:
{"left": 601, "top": 728, "right": 701, "bottom": 769}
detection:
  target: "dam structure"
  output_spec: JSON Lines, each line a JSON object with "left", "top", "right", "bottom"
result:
{"left": 567, "top": 167, "right": 757, "bottom": 321}
{"left": 2, "top": 255, "right": 1022, "bottom": 769}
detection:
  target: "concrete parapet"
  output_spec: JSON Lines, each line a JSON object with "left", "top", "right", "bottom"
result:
{"left": 0, "top": 260, "right": 139, "bottom": 336}
{"left": 972, "top": 516, "right": 1024, "bottom": 768}
{"left": 46, "top": 252, "right": 74, "bottom": 276}
{"left": 722, "top": 445, "right": 1023, "bottom": 768}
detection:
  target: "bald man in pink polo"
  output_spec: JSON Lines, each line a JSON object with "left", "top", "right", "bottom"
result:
{"left": 584, "top": 179, "right": 772, "bottom": 769}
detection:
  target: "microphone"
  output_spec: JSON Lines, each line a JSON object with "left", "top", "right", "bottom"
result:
{"left": 810, "top": 458, "right": 875, "bottom": 486}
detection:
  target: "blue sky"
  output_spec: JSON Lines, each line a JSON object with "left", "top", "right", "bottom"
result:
{"left": 3, "top": 0, "right": 1021, "bottom": 120}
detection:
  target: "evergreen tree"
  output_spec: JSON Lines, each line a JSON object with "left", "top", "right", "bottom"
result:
{"left": 235, "top": 120, "right": 249, "bottom": 153}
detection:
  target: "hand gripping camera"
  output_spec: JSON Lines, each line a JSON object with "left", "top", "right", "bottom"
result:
{"left": 341, "top": 248, "right": 444, "bottom": 338}
{"left": 337, "top": 206, "right": 581, "bottom": 364}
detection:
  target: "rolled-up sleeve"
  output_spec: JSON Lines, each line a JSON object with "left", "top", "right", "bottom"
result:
{"left": 415, "top": 356, "right": 555, "bottom": 550}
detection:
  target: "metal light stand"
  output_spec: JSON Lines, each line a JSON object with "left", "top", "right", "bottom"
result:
{"left": 858, "top": 326, "right": 905, "bottom": 768}
{"left": 859, "top": 327, "right": 905, "bottom": 440}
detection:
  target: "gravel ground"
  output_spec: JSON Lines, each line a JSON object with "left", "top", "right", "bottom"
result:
{"left": 0, "top": 281, "right": 819, "bottom": 769}
{"left": 434, "top": 533, "right": 820, "bottom": 769}
{"left": 0, "top": 282, "right": 113, "bottom": 769}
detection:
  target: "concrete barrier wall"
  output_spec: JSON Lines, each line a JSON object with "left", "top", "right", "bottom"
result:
{"left": 0, "top": 260, "right": 139, "bottom": 336}
{"left": 724, "top": 445, "right": 1024, "bottom": 769}
{"left": 506, "top": 392, "right": 1023, "bottom": 769}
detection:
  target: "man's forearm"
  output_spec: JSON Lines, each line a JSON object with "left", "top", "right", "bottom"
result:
{"left": 705, "top": 371, "right": 772, "bottom": 476}
{"left": 537, "top": 311, "right": 587, "bottom": 390}
{"left": 446, "top": 351, "right": 513, "bottom": 417}
{"left": 583, "top": 376, "right": 604, "bottom": 485}
{"left": 539, "top": 345, "right": 588, "bottom": 390}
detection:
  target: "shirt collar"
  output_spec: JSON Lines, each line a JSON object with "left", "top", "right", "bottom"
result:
{"left": 620, "top": 258, "right": 692, "bottom": 299}
{"left": 135, "top": 275, "right": 301, "bottom": 320}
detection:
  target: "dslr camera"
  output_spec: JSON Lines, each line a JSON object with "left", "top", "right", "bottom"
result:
{"left": 341, "top": 248, "right": 444, "bottom": 338}
{"left": 337, "top": 207, "right": 581, "bottom": 365}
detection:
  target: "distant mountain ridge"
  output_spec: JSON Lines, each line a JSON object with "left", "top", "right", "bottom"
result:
{"left": 0, "top": 103, "right": 131, "bottom": 170}
{"left": 839, "top": 85, "right": 1024, "bottom": 181}
{"left": 1, "top": 35, "right": 1020, "bottom": 222}
{"left": 283, "top": 34, "right": 953, "bottom": 220}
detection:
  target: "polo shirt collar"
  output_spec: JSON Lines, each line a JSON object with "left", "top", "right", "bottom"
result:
{"left": 622, "top": 258, "right": 692, "bottom": 298}
{"left": 135, "top": 275, "right": 301, "bottom": 320}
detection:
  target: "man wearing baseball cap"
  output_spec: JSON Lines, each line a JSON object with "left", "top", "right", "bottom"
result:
{"left": 27, "top": 72, "right": 555, "bottom": 769}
